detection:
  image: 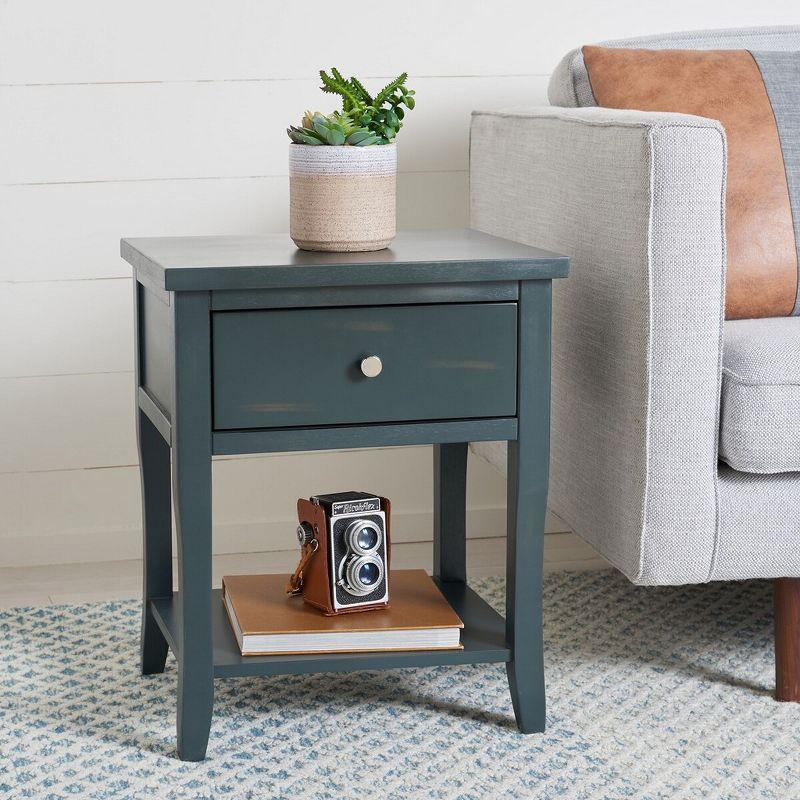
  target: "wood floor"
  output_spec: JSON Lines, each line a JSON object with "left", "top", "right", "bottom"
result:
{"left": 0, "top": 532, "right": 608, "bottom": 609}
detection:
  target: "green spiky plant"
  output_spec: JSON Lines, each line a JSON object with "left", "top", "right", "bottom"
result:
{"left": 287, "top": 69, "right": 416, "bottom": 146}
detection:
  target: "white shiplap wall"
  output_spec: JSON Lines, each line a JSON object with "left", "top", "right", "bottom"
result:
{"left": 2, "top": 1, "right": 797, "bottom": 567}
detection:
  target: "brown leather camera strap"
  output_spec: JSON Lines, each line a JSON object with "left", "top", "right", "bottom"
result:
{"left": 286, "top": 539, "right": 319, "bottom": 596}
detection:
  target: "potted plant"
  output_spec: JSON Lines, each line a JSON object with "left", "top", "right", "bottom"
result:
{"left": 287, "top": 68, "right": 416, "bottom": 252}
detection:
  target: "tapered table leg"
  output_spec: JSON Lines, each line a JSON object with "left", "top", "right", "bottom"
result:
{"left": 172, "top": 291, "right": 214, "bottom": 762}
{"left": 505, "top": 280, "right": 551, "bottom": 733}
{"left": 137, "top": 409, "right": 172, "bottom": 675}
{"left": 433, "top": 443, "right": 468, "bottom": 583}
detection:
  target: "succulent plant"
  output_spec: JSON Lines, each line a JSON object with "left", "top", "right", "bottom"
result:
{"left": 287, "top": 111, "right": 382, "bottom": 147}
{"left": 287, "top": 69, "right": 416, "bottom": 146}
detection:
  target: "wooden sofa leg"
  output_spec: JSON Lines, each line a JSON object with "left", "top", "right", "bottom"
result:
{"left": 774, "top": 578, "right": 800, "bottom": 702}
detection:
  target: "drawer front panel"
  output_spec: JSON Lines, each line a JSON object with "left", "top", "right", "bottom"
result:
{"left": 212, "top": 303, "right": 517, "bottom": 430}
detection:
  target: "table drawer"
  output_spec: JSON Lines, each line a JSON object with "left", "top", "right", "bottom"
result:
{"left": 212, "top": 303, "right": 517, "bottom": 430}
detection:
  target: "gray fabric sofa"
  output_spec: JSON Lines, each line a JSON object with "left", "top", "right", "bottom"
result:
{"left": 469, "top": 26, "right": 800, "bottom": 696}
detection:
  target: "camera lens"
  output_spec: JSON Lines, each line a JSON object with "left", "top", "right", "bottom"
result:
{"left": 345, "top": 519, "right": 381, "bottom": 554}
{"left": 358, "top": 561, "right": 380, "bottom": 586}
{"left": 343, "top": 554, "right": 384, "bottom": 596}
{"left": 356, "top": 526, "right": 378, "bottom": 551}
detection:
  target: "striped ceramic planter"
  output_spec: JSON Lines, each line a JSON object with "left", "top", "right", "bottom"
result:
{"left": 289, "top": 143, "right": 397, "bottom": 252}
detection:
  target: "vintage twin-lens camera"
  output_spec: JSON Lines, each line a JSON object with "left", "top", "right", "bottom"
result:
{"left": 288, "top": 492, "right": 390, "bottom": 615}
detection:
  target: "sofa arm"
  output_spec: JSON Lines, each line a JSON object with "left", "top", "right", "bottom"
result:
{"left": 470, "top": 107, "right": 726, "bottom": 584}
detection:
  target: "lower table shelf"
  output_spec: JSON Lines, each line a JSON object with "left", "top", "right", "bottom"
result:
{"left": 150, "top": 578, "right": 510, "bottom": 679}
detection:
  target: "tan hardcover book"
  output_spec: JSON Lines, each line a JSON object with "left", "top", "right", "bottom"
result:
{"left": 222, "top": 569, "right": 464, "bottom": 656}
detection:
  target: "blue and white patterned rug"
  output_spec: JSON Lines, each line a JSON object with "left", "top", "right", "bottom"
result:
{"left": 0, "top": 570, "right": 798, "bottom": 799}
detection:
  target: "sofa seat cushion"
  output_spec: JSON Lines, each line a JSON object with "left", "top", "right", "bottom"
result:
{"left": 720, "top": 318, "right": 800, "bottom": 473}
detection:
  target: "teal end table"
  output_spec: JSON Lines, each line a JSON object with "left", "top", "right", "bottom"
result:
{"left": 121, "top": 228, "right": 569, "bottom": 761}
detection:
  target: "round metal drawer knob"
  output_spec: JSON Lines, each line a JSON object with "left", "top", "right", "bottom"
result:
{"left": 360, "top": 355, "right": 383, "bottom": 378}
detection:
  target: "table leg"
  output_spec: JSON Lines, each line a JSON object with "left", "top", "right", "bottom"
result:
{"left": 433, "top": 443, "right": 468, "bottom": 583}
{"left": 137, "top": 409, "right": 172, "bottom": 675}
{"left": 505, "top": 280, "right": 551, "bottom": 733}
{"left": 172, "top": 291, "right": 214, "bottom": 762}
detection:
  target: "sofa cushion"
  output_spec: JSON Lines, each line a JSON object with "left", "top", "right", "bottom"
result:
{"left": 719, "top": 318, "right": 800, "bottom": 473}
{"left": 548, "top": 26, "right": 800, "bottom": 108}
{"left": 577, "top": 46, "right": 800, "bottom": 321}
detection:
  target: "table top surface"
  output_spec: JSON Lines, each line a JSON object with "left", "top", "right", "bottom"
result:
{"left": 122, "top": 229, "right": 568, "bottom": 292}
